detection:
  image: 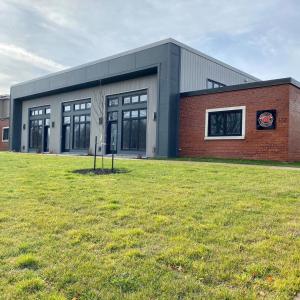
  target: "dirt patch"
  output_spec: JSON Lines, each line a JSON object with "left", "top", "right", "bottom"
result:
{"left": 72, "top": 168, "right": 128, "bottom": 175}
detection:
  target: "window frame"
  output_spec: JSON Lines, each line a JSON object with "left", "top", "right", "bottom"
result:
{"left": 205, "top": 106, "right": 246, "bottom": 140}
{"left": 206, "top": 79, "right": 226, "bottom": 89}
{"left": 61, "top": 99, "right": 91, "bottom": 152}
{"left": 2, "top": 127, "right": 9, "bottom": 142}
{"left": 121, "top": 108, "right": 147, "bottom": 151}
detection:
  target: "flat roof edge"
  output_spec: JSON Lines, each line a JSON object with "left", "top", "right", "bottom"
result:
{"left": 11, "top": 37, "right": 259, "bottom": 90}
{"left": 180, "top": 77, "right": 300, "bottom": 97}
{"left": 11, "top": 38, "right": 175, "bottom": 89}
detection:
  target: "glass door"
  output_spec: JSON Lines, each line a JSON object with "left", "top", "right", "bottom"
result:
{"left": 106, "top": 122, "right": 118, "bottom": 154}
{"left": 62, "top": 125, "right": 71, "bottom": 152}
{"left": 43, "top": 123, "right": 50, "bottom": 152}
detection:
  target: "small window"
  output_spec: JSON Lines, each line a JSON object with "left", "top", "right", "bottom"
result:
{"left": 64, "top": 105, "right": 71, "bottom": 112}
{"left": 205, "top": 106, "right": 245, "bottom": 139}
{"left": 38, "top": 120, "right": 43, "bottom": 126}
{"left": 64, "top": 116, "right": 71, "bottom": 124}
{"left": 2, "top": 127, "right": 9, "bottom": 142}
{"left": 80, "top": 115, "right": 86, "bottom": 122}
{"left": 207, "top": 79, "right": 226, "bottom": 89}
{"left": 140, "top": 109, "right": 147, "bottom": 117}
{"left": 80, "top": 103, "right": 86, "bottom": 110}
{"left": 207, "top": 80, "right": 213, "bottom": 89}
{"left": 140, "top": 94, "right": 147, "bottom": 102}
{"left": 123, "top": 97, "right": 131, "bottom": 105}
{"left": 46, "top": 108, "right": 51, "bottom": 114}
{"left": 45, "top": 119, "right": 50, "bottom": 126}
{"left": 86, "top": 102, "right": 91, "bottom": 109}
{"left": 123, "top": 111, "right": 130, "bottom": 119}
{"left": 132, "top": 96, "right": 139, "bottom": 103}
{"left": 108, "top": 111, "right": 118, "bottom": 121}
{"left": 74, "top": 104, "right": 80, "bottom": 110}
{"left": 38, "top": 109, "right": 43, "bottom": 115}
{"left": 86, "top": 115, "right": 91, "bottom": 122}
{"left": 131, "top": 110, "right": 138, "bottom": 118}
{"left": 108, "top": 98, "right": 119, "bottom": 107}
{"left": 74, "top": 116, "right": 80, "bottom": 122}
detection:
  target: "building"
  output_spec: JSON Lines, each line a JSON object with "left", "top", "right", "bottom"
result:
{"left": 10, "top": 39, "right": 300, "bottom": 162}
{"left": 0, "top": 95, "right": 9, "bottom": 151}
{"left": 9, "top": 39, "right": 258, "bottom": 157}
{"left": 179, "top": 78, "right": 300, "bottom": 162}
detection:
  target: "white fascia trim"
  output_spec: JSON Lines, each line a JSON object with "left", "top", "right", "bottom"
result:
{"left": 204, "top": 106, "right": 246, "bottom": 140}
{"left": 2, "top": 126, "right": 9, "bottom": 142}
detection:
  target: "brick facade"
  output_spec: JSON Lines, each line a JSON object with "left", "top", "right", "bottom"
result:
{"left": 0, "top": 118, "right": 9, "bottom": 151}
{"left": 179, "top": 84, "right": 300, "bottom": 162}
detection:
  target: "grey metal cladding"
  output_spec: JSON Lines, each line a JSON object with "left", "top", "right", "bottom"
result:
{"left": 180, "top": 48, "right": 259, "bottom": 93}
{"left": 11, "top": 43, "right": 169, "bottom": 100}
{"left": 108, "top": 54, "right": 136, "bottom": 74}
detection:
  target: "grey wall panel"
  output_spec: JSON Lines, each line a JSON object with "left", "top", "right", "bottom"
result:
{"left": 108, "top": 54, "right": 136, "bottom": 74}
{"left": 180, "top": 49, "right": 258, "bottom": 93}
{"left": 20, "top": 75, "right": 157, "bottom": 157}
{"left": 86, "top": 61, "right": 109, "bottom": 82}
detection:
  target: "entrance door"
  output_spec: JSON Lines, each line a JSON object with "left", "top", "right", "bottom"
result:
{"left": 62, "top": 124, "right": 71, "bottom": 152}
{"left": 106, "top": 122, "right": 118, "bottom": 154}
{"left": 43, "top": 125, "right": 50, "bottom": 152}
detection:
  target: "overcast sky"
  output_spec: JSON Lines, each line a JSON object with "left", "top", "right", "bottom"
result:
{"left": 0, "top": 0, "right": 299, "bottom": 94}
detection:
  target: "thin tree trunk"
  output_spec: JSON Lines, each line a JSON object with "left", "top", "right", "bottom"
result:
{"left": 93, "top": 136, "right": 97, "bottom": 170}
{"left": 111, "top": 152, "right": 114, "bottom": 172}
{"left": 101, "top": 143, "right": 104, "bottom": 170}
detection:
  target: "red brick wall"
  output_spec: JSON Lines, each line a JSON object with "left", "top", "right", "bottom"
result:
{"left": 179, "top": 85, "right": 291, "bottom": 161}
{"left": 288, "top": 85, "right": 300, "bottom": 161}
{"left": 0, "top": 119, "right": 9, "bottom": 151}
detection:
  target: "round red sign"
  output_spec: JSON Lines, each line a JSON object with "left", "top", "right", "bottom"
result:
{"left": 258, "top": 112, "right": 274, "bottom": 128}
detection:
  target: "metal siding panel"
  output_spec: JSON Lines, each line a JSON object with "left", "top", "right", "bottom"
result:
{"left": 180, "top": 49, "right": 257, "bottom": 93}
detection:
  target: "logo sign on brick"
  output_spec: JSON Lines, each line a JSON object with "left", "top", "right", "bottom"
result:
{"left": 256, "top": 110, "right": 276, "bottom": 130}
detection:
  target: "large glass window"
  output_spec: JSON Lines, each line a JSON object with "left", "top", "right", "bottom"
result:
{"left": 206, "top": 108, "right": 244, "bottom": 138}
{"left": 29, "top": 119, "right": 43, "bottom": 149}
{"left": 29, "top": 106, "right": 50, "bottom": 151}
{"left": 62, "top": 99, "right": 91, "bottom": 151}
{"left": 122, "top": 109, "right": 147, "bottom": 151}
{"left": 107, "top": 91, "right": 148, "bottom": 154}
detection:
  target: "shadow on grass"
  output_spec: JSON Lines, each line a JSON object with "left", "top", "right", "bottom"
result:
{"left": 72, "top": 168, "right": 129, "bottom": 175}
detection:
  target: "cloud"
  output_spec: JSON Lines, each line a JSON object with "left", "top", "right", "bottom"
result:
{"left": 0, "top": 43, "right": 68, "bottom": 72}
{"left": 0, "top": 0, "right": 300, "bottom": 94}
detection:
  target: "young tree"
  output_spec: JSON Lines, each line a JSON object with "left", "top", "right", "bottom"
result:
{"left": 92, "top": 85, "right": 105, "bottom": 170}
{"left": 91, "top": 84, "right": 115, "bottom": 172}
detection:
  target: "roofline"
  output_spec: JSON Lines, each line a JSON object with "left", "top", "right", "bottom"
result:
{"left": 11, "top": 38, "right": 258, "bottom": 89}
{"left": 180, "top": 77, "right": 300, "bottom": 97}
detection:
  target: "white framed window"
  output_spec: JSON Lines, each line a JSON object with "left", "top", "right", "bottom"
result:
{"left": 205, "top": 106, "right": 246, "bottom": 140}
{"left": 2, "top": 127, "right": 9, "bottom": 142}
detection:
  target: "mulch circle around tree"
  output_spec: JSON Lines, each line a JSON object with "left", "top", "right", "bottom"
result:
{"left": 72, "top": 168, "right": 128, "bottom": 175}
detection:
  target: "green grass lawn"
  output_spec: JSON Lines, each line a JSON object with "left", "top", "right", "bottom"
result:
{"left": 0, "top": 152, "right": 300, "bottom": 299}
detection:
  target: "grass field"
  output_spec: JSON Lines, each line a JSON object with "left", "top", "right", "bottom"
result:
{"left": 0, "top": 152, "right": 300, "bottom": 299}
